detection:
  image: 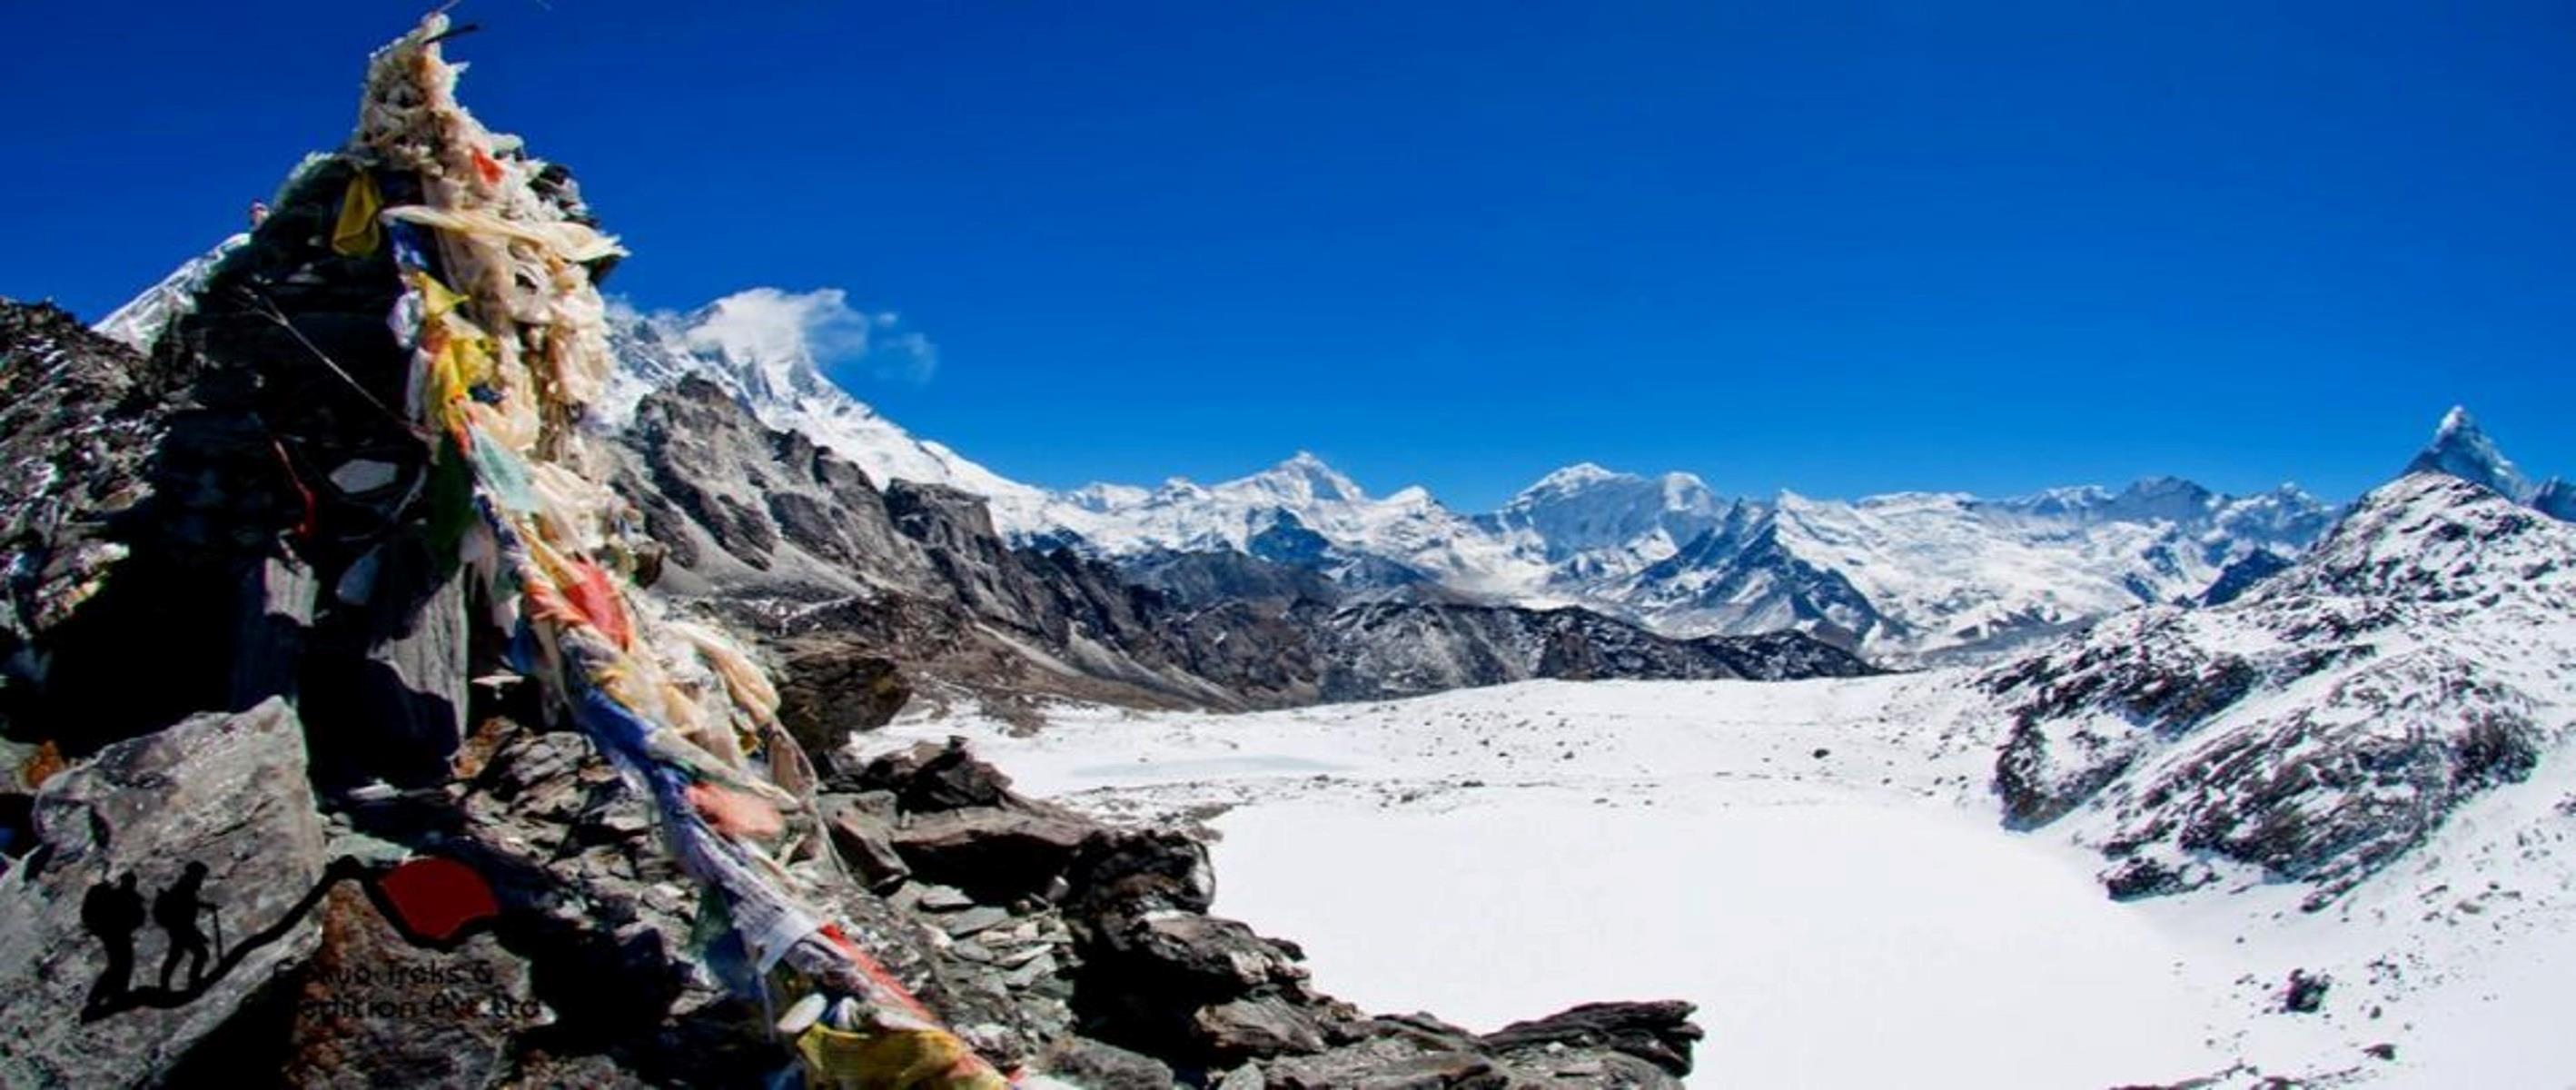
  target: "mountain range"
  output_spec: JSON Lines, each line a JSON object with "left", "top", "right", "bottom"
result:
{"left": 93, "top": 260, "right": 2570, "bottom": 684}
{"left": 566, "top": 292, "right": 2569, "bottom": 667}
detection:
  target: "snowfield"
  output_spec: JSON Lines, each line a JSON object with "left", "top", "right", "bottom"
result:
{"left": 869, "top": 673, "right": 2576, "bottom": 1088}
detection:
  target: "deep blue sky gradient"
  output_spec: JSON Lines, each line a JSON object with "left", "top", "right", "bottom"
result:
{"left": 5, "top": 2, "right": 2571, "bottom": 509}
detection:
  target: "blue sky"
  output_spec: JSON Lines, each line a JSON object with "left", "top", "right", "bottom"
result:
{"left": 5, "top": 2, "right": 2571, "bottom": 510}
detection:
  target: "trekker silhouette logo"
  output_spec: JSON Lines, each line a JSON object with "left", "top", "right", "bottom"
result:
{"left": 75, "top": 855, "right": 503, "bottom": 1023}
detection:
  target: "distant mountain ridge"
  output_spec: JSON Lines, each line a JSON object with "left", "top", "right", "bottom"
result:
{"left": 580, "top": 294, "right": 2362, "bottom": 663}
{"left": 104, "top": 269, "right": 2565, "bottom": 666}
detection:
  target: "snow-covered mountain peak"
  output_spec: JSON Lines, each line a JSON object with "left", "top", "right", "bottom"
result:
{"left": 1224, "top": 451, "right": 1367, "bottom": 506}
{"left": 2406, "top": 404, "right": 2532, "bottom": 503}
{"left": 92, "top": 233, "right": 249, "bottom": 352}
{"left": 1523, "top": 461, "right": 1624, "bottom": 493}
{"left": 1481, "top": 461, "right": 1729, "bottom": 575}
{"left": 674, "top": 289, "right": 844, "bottom": 406}
{"left": 595, "top": 294, "right": 1057, "bottom": 532}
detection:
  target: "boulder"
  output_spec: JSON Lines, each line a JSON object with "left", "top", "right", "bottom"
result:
{"left": 1064, "top": 827, "right": 1217, "bottom": 917}
{"left": 819, "top": 793, "right": 911, "bottom": 892}
{"left": 1194, "top": 996, "right": 1331, "bottom": 1062}
{"left": 892, "top": 807, "right": 1098, "bottom": 904}
{"left": 853, "top": 737, "right": 1022, "bottom": 813}
{"left": 0, "top": 699, "right": 330, "bottom": 1086}
{"left": 775, "top": 639, "right": 910, "bottom": 766}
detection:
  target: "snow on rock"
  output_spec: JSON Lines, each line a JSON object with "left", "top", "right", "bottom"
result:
{"left": 90, "top": 233, "right": 250, "bottom": 352}
{"left": 1989, "top": 472, "right": 2576, "bottom": 906}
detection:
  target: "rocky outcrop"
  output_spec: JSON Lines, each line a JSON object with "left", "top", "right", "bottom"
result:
{"left": 838, "top": 738, "right": 1702, "bottom": 1086}
{"left": 1309, "top": 600, "right": 1876, "bottom": 700}
{"left": 1987, "top": 473, "right": 2571, "bottom": 906}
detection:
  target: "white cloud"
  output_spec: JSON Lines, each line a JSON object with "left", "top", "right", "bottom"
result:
{"left": 870, "top": 327, "right": 941, "bottom": 384}
{"left": 672, "top": 287, "right": 938, "bottom": 386}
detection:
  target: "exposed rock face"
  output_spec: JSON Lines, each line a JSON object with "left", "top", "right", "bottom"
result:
{"left": 0, "top": 302, "right": 176, "bottom": 740}
{"left": 2196, "top": 548, "right": 2291, "bottom": 607}
{"left": 1306, "top": 600, "right": 1876, "bottom": 699}
{"left": 0, "top": 699, "right": 329, "bottom": 1087}
{"left": 0, "top": 297, "right": 304, "bottom": 754}
{"left": 1988, "top": 473, "right": 2571, "bottom": 905}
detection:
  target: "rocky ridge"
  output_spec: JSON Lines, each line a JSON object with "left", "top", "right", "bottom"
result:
{"left": 1987, "top": 471, "right": 2574, "bottom": 907}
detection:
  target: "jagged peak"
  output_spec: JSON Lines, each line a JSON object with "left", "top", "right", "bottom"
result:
{"left": 2404, "top": 404, "right": 2532, "bottom": 503}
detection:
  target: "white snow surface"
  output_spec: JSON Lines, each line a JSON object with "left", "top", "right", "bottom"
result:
{"left": 871, "top": 670, "right": 2576, "bottom": 1087}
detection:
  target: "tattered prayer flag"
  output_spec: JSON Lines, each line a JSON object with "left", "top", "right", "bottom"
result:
{"left": 687, "top": 780, "right": 785, "bottom": 839}
{"left": 560, "top": 558, "right": 632, "bottom": 648}
{"left": 332, "top": 169, "right": 384, "bottom": 257}
{"left": 375, "top": 857, "right": 500, "bottom": 942}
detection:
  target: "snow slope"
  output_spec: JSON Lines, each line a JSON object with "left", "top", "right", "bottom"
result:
{"left": 866, "top": 676, "right": 2235, "bottom": 1087}
{"left": 871, "top": 657, "right": 2576, "bottom": 1085}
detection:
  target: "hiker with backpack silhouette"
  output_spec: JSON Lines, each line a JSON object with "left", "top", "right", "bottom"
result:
{"left": 153, "top": 862, "right": 216, "bottom": 992}
{"left": 80, "top": 872, "right": 146, "bottom": 1009}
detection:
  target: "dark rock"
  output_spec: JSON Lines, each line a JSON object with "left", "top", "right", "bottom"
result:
{"left": 1265, "top": 1046, "right": 1508, "bottom": 1090}
{"left": 819, "top": 794, "right": 911, "bottom": 892}
{"left": 1065, "top": 827, "right": 1217, "bottom": 917}
{"left": 1035, "top": 1035, "right": 1180, "bottom": 1089}
{"left": 1482, "top": 1000, "right": 1703, "bottom": 1077}
{"left": 938, "top": 905, "right": 1014, "bottom": 938}
{"left": 2199, "top": 549, "right": 2292, "bottom": 607}
{"left": 2100, "top": 856, "right": 2215, "bottom": 901}
{"left": 275, "top": 885, "right": 544, "bottom": 1087}
{"left": 1195, "top": 996, "right": 1331, "bottom": 1062}
{"left": 2282, "top": 969, "right": 2330, "bottom": 1014}
{"left": 856, "top": 738, "right": 1022, "bottom": 814}
{"left": 893, "top": 808, "right": 1097, "bottom": 905}
{"left": 775, "top": 639, "right": 910, "bottom": 764}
